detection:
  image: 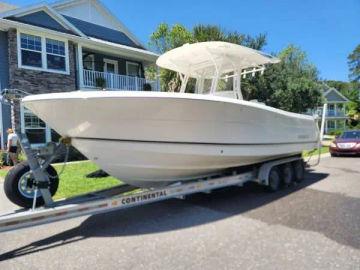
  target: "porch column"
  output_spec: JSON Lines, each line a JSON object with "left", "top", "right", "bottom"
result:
{"left": 77, "top": 44, "right": 84, "bottom": 89}
{"left": 325, "top": 120, "right": 328, "bottom": 134}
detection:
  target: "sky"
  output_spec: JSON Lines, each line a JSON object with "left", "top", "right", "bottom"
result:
{"left": 4, "top": 0, "right": 360, "bottom": 82}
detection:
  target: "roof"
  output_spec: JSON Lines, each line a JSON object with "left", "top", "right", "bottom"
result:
{"left": 156, "top": 42, "right": 280, "bottom": 78}
{"left": 0, "top": 2, "right": 17, "bottom": 13}
{"left": 323, "top": 88, "right": 350, "bottom": 103}
{"left": 51, "top": 0, "right": 145, "bottom": 48}
{"left": 0, "top": 0, "right": 146, "bottom": 50}
{"left": 63, "top": 15, "right": 143, "bottom": 49}
{"left": 7, "top": 10, "right": 74, "bottom": 34}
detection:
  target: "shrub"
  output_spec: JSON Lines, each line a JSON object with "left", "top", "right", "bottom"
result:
{"left": 328, "top": 129, "right": 343, "bottom": 136}
{"left": 143, "top": 83, "right": 152, "bottom": 91}
{"left": 95, "top": 77, "right": 106, "bottom": 89}
{"left": 0, "top": 150, "right": 12, "bottom": 166}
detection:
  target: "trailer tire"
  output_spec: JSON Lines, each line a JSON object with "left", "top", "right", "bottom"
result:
{"left": 281, "top": 163, "right": 294, "bottom": 187}
{"left": 267, "top": 167, "right": 281, "bottom": 192}
{"left": 293, "top": 160, "right": 305, "bottom": 183}
{"left": 4, "top": 161, "right": 59, "bottom": 208}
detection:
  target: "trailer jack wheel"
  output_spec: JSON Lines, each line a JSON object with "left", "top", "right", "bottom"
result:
{"left": 4, "top": 161, "right": 59, "bottom": 208}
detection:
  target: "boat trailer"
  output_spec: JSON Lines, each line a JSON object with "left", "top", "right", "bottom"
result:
{"left": 0, "top": 145, "right": 304, "bottom": 233}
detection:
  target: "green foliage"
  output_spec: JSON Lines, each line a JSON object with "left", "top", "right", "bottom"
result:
{"left": 348, "top": 44, "right": 360, "bottom": 82}
{"left": 303, "top": 146, "right": 329, "bottom": 158}
{"left": 246, "top": 45, "right": 323, "bottom": 113}
{"left": 0, "top": 150, "right": 7, "bottom": 167}
{"left": 53, "top": 161, "right": 120, "bottom": 199}
{"left": 328, "top": 129, "right": 343, "bottom": 136}
{"left": 192, "top": 24, "right": 267, "bottom": 49}
{"left": 95, "top": 77, "right": 106, "bottom": 89}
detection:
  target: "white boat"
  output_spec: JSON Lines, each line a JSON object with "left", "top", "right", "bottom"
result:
{"left": 23, "top": 42, "right": 319, "bottom": 187}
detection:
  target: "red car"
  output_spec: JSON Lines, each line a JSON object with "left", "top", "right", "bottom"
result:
{"left": 329, "top": 130, "right": 360, "bottom": 157}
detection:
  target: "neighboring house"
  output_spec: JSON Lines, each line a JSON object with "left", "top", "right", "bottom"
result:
{"left": 0, "top": 0, "right": 159, "bottom": 148}
{"left": 314, "top": 87, "right": 350, "bottom": 134}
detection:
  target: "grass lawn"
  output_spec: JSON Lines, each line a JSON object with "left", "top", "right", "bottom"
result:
{"left": 0, "top": 169, "right": 8, "bottom": 179}
{"left": 53, "top": 161, "right": 120, "bottom": 199}
{"left": 0, "top": 161, "right": 121, "bottom": 200}
{"left": 303, "top": 146, "right": 329, "bottom": 157}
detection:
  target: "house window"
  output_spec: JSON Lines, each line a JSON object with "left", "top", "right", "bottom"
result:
{"left": 126, "top": 61, "right": 140, "bottom": 77}
{"left": 83, "top": 54, "right": 95, "bottom": 70}
{"left": 46, "top": 38, "right": 66, "bottom": 71}
{"left": 327, "top": 120, "right": 335, "bottom": 130}
{"left": 20, "top": 33, "right": 42, "bottom": 68}
{"left": 18, "top": 31, "right": 69, "bottom": 74}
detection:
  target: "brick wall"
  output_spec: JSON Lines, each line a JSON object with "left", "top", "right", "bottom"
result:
{"left": 7, "top": 28, "right": 77, "bottom": 133}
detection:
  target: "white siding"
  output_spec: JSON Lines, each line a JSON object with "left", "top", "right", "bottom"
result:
{"left": 55, "top": 0, "right": 119, "bottom": 31}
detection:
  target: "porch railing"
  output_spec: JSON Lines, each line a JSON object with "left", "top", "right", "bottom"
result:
{"left": 326, "top": 110, "right": 345, "bottom": 117}
{"left": 83, "top": 70, "right": 159, "bottom": 91}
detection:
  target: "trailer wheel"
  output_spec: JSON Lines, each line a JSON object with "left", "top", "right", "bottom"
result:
{"left": 281, "top": 163, "right": 294, "bottom": 187}
{"left": 293, "top": 160, "right": 305, "bottom": 183}
{"left": 4, "top": 161, "right": 59, "bottom": 208}
{"left": 267, "top": 167, "right": 281, "bottom": 192}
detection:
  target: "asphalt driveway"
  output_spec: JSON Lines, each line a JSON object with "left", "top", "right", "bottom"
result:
{"left": 0, "top": 156, "right": 359, "bottom": 270}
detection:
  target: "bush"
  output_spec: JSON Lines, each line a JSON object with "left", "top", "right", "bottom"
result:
{"left": 95, "top": 77, "right": 106, "bottom": 89}
{"left": 0, "top": 150, "right": 12, "bottom": 166}
{"left": 143, "top": 83, "right": 152, "bottom": 91}
{"left": 328, "top": 129, "right": 343, "bottom": 136}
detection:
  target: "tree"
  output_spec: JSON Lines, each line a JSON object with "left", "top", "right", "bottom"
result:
{"left": 149, "top": 23, "right": 193, "bottom": 91}
{"left": 348, "top": 44, "right": 360, "bottom": 82}
{"left": 192, "top": 24, "right": 267, "bottom": 50}
{"left": 246, "top": 45, "right": 323, "bottom": 113}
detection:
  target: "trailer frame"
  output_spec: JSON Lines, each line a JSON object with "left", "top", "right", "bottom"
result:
{"left": 0, "top": 151, "right": 304, "bottom": 233}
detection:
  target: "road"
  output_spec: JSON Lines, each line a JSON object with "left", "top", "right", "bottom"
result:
{"left": 0, "top": 156, "right": 359, "bottom": 270}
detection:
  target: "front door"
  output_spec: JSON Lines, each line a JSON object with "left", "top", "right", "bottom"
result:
{"left": 103, "top": 59, "right": 118, "bottom": 74}
{"left": 103, "top": 59, "right": 118, "bottom": 88}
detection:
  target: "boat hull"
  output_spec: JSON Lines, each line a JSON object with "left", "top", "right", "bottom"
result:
{"left": 23, "top": 91, "right": 318, "bottom": 186}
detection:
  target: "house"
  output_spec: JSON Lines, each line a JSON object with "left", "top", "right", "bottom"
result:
{"left": 314, "top": 87, "right": 350, "bottom": 134}
{"left": 0, "top": 0, "right": 159, "bottom": 148}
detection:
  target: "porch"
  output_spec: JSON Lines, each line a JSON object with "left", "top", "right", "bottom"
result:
{"left": 83, "top": 70, "right": 159, "bottom": 91}
{"left": 78, "top": 46, "right": 160, "bottom": 91}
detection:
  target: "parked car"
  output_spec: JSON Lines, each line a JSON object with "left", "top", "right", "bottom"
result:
{"left": 329, "top": 130, "right": 360, "bottom": 157}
